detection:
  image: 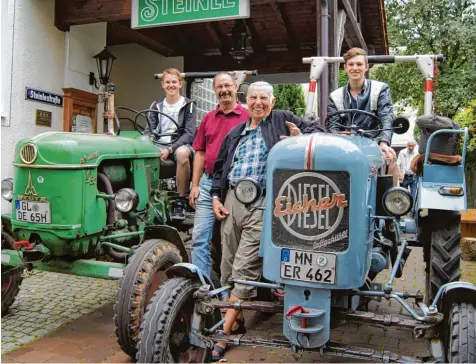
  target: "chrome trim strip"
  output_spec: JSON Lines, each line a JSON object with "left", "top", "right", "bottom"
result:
{"left": 13, "top": 163, "right": 96, "bottom": 170}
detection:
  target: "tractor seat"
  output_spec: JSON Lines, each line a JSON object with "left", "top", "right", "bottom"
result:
{"left": 160, "top": 159, "right": 177, "bottom": 179}
{"left": 410, "top": 153, "right": 462, "bottom": 176}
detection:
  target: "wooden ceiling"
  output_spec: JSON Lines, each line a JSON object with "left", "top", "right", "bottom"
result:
{"left": 55, "top": 0, "right": 388, "bottom": 74}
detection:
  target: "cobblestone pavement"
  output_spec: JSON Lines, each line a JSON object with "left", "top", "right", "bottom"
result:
{"left": 1, "top": 271, "right": 118, "bottom": 355}
{"left": 1, "top": 247, "right": 476, "bottom": 363}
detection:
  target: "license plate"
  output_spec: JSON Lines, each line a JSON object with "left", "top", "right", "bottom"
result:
{"left": 15, "top": 200, "right": 51, "bottom": 224}
{"left": 280, "top": 248, "right": 336, "bottom": 284}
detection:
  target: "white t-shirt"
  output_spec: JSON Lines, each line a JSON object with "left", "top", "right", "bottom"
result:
{"left": 158, "top": 96, "right": 185, "bottom": 144}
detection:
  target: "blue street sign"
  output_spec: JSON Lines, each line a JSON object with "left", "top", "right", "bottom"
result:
{"left": 25, "top": 87, "right": 63, "bottom": 107}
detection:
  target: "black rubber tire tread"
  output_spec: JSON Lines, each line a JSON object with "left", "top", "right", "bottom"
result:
{"left": 426, "top": 210, "right": 462, "bottom": 302}
{"left": 114, "top": 239, "right": 182, "bottom": 358}
{"left": 448, "top": 302, "right": 476, "bottom": 363}
{"left": 136, "top": 277, "right": 211, "bottom": 363}
{"left": 1, "top": 232, "right": 23, "bottom": 317}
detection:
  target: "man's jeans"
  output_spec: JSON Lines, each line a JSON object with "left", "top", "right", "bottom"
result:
{"left": 401, "top": 174, "right": 416, "bottom": 199}
{"left": 191, "top": 174, "right": 215, "bottom": 278}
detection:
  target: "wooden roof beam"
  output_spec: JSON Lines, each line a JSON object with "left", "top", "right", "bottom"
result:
{"left": 184, "top": 49, "right": 315, "bottom": 73}
{"left": 108, "top": 22, "right": 176, "bottom": 57}
{"left": 205, "top": 23, "right": 230, "bottom": 56}
{"left": 341, "top": 0, "right": 366, "bottom": 49}
{"left": 270, "top": 1, "right": 300, "bottom": 50}
{"left": 243, "top": 19, "right": 266, "bottom": 53}
{"left": 55, "top": 0, "right": 131, "bottom": 31}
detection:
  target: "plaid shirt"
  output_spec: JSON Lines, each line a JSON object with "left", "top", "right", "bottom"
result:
{"left": 228, "top": 120, "right": 268, "bottom": 187}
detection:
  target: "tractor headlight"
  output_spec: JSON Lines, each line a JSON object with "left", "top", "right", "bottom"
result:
{"left": 234, "top": 178, "right": 261, "bottom": 205}
{"left": 115, "top": 188, "right": 138, "bottom": 212}
{"left": 382, "top": 187, "right": 413, "bottom": 217}
{"left": 1, "top": 178, "right": 13, "bottom": 202}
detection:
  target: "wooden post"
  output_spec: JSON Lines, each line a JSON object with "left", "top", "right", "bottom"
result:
{"left": 328, "top": 0, "right": 339, "bottom": 93}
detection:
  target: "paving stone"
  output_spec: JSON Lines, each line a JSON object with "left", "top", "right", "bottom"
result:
{"left": 16, "top": 336, "right": 36, "bottom": 345}
{"left": 14, "top": 349, "right": 55, "bottom": 363}
{"left": 1, "top": 343, "right": 17, "bottom": 353}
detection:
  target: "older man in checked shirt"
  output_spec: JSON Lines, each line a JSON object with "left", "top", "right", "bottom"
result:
{"left": 209, "top": 81, "right": 324, "bottom": 360}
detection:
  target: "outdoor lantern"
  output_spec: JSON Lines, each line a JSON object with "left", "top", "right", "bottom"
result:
{"left": 93, "top": 47, "right": 117, "bottom": 85}
{"left": 229, "top": 20, "right": 253, "bottom": 63}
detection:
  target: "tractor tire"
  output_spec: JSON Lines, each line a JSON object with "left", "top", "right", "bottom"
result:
{"left": 447, "top": 302, "right": 476, "bottom": 363}
{"left": 424, "top": 210, "right": 462, "bottom": 304}
{"left": 1, "top": 232, "right": 23, "bottom": 316}
{"left": 114, "top": 239, "right": 182, "bottom": 358}
{"left": 137, "top": 277, "right": 216, "bottom": 363}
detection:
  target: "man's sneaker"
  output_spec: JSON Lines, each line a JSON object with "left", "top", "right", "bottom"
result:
{"left": 171, "top": 199, "right": 186, "bottom": 221}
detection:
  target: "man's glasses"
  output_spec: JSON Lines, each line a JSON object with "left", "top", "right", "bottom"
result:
{"left": 215, "top": 83, "right": 235, "bottom": 90}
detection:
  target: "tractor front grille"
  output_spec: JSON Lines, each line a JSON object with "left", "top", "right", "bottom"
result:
{"left": 20, "top": 143, "right": 38, "bottom": 164}
{"left": 272, "top": 169, "right": 350, "bottom": 252}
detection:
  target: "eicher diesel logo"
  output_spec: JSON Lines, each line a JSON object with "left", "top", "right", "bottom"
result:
{"left": 272, "top": 169, "right": 350, "bottom": 252}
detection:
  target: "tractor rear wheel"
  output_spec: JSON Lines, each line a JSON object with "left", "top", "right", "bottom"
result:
{"left": 114, "top": 239, "right": 182, "bottom": 358}
{"left": 136, "top": 277, "right": 215, "bottom": 363}
{"left": 447, "top": 302, "right": 476, "bottom": 363}
{"left": 423, "top": 210, "right": 462, "bottom": 304}
{"left": 1, "top": 232, "right": 23, "bottom": 316}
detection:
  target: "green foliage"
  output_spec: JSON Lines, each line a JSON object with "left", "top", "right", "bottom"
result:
{"left": 370, "top": 0, "right": 476, "bottom": 119}
{"left": 338, "top": 69, "right": 348, "bottom": 88}
{"left": 272, "top": 84, "right": 306, "bottom": 117}
{"left": 454, "top": 101, "right": 476, "bottom": 168}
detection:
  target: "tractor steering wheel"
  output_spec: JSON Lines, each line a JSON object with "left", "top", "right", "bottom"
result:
{"left": 325, "top": 109, "right": 383, "bottom": 139}
{"left": 134, "top": 109, "right": 181, "bottom": 147}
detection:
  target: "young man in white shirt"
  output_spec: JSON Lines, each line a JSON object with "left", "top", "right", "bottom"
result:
{"left": 146, "top": 68, "right": 196, "bottom": 220}
{"left": 397, "top": 140, "right": 418, "bottom": 198}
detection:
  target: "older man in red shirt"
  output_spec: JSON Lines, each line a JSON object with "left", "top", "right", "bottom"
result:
{"left": 189, "top": 72, "right": 250, "bottom": 281}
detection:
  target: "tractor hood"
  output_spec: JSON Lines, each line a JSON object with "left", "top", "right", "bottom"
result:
{"left": 268, "top": 132, "right": 384, "bottom": 174}
{"left": 13, "top": 132, "right": 159, "bottom": 166}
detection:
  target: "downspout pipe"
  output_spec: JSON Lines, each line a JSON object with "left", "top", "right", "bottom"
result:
{"left": 319, "top": 0, "right": 329, "bottom": 125}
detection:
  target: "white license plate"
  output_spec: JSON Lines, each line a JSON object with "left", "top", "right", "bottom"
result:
{"left": 280, "top": 248, "right": 336, "bottom": 284}
{"left": 15, "top": 200, "right": 51, "bottom": 224}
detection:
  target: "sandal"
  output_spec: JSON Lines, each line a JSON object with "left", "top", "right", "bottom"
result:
{"left": 230, "top": 318, "right": 246, "bottom": 335}
{"left": 211, "top": 331, "right": 227, "bottom": 362}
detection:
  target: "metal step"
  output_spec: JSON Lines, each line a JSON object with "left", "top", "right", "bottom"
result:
{"left": 289, "top": 320, "right": 324, "bottom": 334}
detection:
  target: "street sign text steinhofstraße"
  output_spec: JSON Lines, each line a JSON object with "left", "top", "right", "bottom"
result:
{"left": 131, "top": 0, "right": 250, "bottom": 28}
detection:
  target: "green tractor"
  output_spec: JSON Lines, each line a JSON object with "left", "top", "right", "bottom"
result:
{"left": 0, "top": 70, "right": 255, "bottom": 358}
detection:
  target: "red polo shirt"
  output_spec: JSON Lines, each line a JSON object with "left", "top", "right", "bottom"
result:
{"left": 192, "top": 103, "right": 250, "bottom": 175}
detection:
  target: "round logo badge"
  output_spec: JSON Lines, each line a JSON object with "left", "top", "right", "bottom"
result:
{"left": 37, "top": 176, "right": 44, "bottom": 183}
{"left": 274, "top": 171, "right": 348, "bottom": 241}
{"left": 317, "top": 256, "right": 328, "bottom": 266}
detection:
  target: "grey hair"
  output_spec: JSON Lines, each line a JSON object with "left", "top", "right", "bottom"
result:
{"left": 247, "top": 81, "right": 274, "bottom": 99}
{"left": 407, "top": 139, "right": 416, "bottom": 145}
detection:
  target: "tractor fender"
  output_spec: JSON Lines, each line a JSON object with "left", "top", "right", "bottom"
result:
{"left": 438, "top": 283, "right": 476, "bottom": 321}
{"left": 165, "top": 263, "right": 215, "bottom": 289}
{"left": 142, "top": 225, "right": 189, "bottom": 263}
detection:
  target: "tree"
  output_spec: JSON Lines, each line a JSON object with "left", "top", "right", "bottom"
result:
{"left": 272, "top": 84, "right": 306, "bottom": 116}
{"left": 370, "top": 0, "right": 476, "bottom": 119}
{"left": 454, "top": 101, "right": 476, "bottom": 167}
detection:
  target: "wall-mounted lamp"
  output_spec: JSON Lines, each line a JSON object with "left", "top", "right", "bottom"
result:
{"left": 89, "top": 47, "right": 117, "bottom": 89}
